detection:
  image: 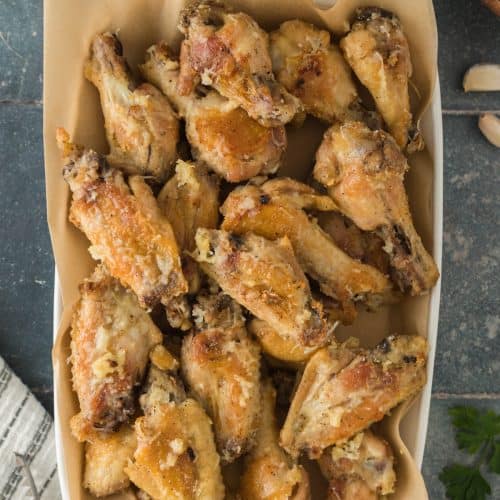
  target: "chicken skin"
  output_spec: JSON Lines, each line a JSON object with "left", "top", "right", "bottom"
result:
{"left": 280, "top": 335, "right": 428, "bottom": 458}
{"left": 69, "top": 265, "right": 162, "bottom": 438}
{"left": 177, "top": 1, "right": 301, "bottom": 127}
{"left": 85, "top": 33, "right": 179, "bottom": 182}
{"left": 82, "top": 425, "right": 137, "bottom": 498}
{"left": 125, "top": 350, "right": 225, "bottom": 500}
{"left": 239, "top": 380, "right": 310, "bottom": 500}
{"left": 270, "top": 20, "right": 359, "bottom": 123}
{"left": 182, "top": 292, "right": 261, "bottom": 462}
{"left": 340, "top": 9, "right": 423, "bottom": 153}
{"left": 193, "top": 228, "right": 331, "bottom": 356}
{"left": 221, "top": 178, "right": 394, "bottom": 322}
{"left": 318, "top": 430, "right": 396, "bottom": 500}
{"left": 141, "top": 43, "right": 286, "bottom": 182}
{"left": 313, "top": 121, "right": 439, "bottom": 295}
{"left": 57, "top": 129, "right": 188, "bottom": 308}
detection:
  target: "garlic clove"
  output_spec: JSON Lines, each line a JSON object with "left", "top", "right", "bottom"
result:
{"left": 463, "top": 64, "right": 500, "bottom": 92}
{"left": 478, "top": 114, "right": 500, "bottom": 147}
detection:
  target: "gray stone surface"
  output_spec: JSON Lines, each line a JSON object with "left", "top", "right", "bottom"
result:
{"left": 423, "top": 398, "right": 500, "bottom": 500}
{"left": 0, "top": 0, "right": 42, "bottom": 102}
{"left": 435, "top": 0, "right": 500, "bottom": 111}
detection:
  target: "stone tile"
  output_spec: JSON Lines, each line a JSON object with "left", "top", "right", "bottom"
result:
{"left": 0, "top": 104, "right": 53, "bottom": 414}
{"left": 432, "top": 115, "right": 499, "bottom": 394}
{"left": 0, "top": 0, "right": 42, "bottom": 101}
{"left": 435, "top": 0, "right": 500, "bottom": 110}
{"left": 423, "top": 398, "right": 500, "bottom": 499}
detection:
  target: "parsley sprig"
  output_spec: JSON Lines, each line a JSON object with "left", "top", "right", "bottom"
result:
{"left": 439, "top": 406, "right": 500, "bottom": 500}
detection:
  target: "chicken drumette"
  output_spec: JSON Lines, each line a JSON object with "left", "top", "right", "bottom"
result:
{"left": 177, "top": 1, "right": 301, "bottom": 127}
{"left": 221, "top": 178, "right": 394, "bottom": 323}
{"left": 141, "top": 43, "right": 286, "bottom": 182}
{"left": 319, "top": 430, "right": 396, "bottom": 500}
{"left": 69, "top": 265, "right": 162, "bottom": 438}
{"left": 280, "top": 335, "right": 428, "bottom": 458}
{"left": 125, "top": 348, "right": 225, "bottom": 500}
{"left": 57, "top": 129, "right": 187, "bottom": 308}
{"left": 239, "top": 380, "right": 310, "bottom": 500}
{"left": 85, "top": 33, "right": 179, "bottom": 181}
{"left": 182, "top": 292, "right": 261, "bottom": 462}
{"left": 193, "top": 229, "right": 332, "bottom": 357}
{"left": 340, "top": 8, "right": 423, "bottom": 153}
{"left": 313, "top": 121, "right": 439, "bottom": 295}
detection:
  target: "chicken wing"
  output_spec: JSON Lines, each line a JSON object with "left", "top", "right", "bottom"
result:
{"left": 182, "top": 292, "right": 261, "bottom": 462}
{"left": 141, "top": 43, "right": 286, "bottom": 182}
{"left": 221, "top": 178, "right": 394, "bottom": 320}
{"left": 177, "top": 1, "right": 301, "bottom": 127}
{"left": 340, "top": 8, "right": 423, "bottom": 153}
{"left": 270, "top": 20, "right": 359, "bottom": 124}
{"left": 280, "top": 335, "right": 428, "bottom": 458}
{"left": 69, "top": 265, "right": 162, "bottom": 437}
{"left": 57, "top": 128, "right": 188, "bottom": 308}
{"left": 83, "top": 425, "right": 137, "bottom": 498}
{"left": 318, "top": 430, "right": 396, "bottom": 500}
{"left": 193, "top": 228, "right": 331, "bottom": 355}
{"left": 85, "top": 33, "right": 179, "bottom": 181}
{"left": 239, "top": 380, "right": 310, "bottom": 500}
{"left": 313, "top": 121, "right": 439, "bottom": 295}
{"left": 125, "top": 350, "right": 225, "bottom": 500}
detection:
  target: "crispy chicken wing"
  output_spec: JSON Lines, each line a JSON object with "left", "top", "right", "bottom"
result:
{"left": 141, "top": 43, "right": 286, "bottom": 182}
{"left": 182, "top": 292, "right": 261, "bottom": 462}
{"left": 280, "top": 335, "right": 428, "bottom": 458}
{"left": 125, "top": 350, "right": 225, "bottom": 500}
{"left": 313, "top": 121, "right": 439, "bottom": 295}
{"left": 270, "top": 20, "right": 359, "bottom": 124}
{"left": 221, "top": 178, "right": 394, "bottom": 321}
{"left": 239, "top": 380, "right": 310, "bottom": 500}
{"left": 193, "top": 228, "right": 331, "bottom": 355}
{"left": 340, "top": 9, "right": 423, "bottom": 153}
{"left": 177, "top": 1, "right": 301, "bottom": 127}
{"left": 318, "top": 430, "right": 396, "bottom": 500}
{"left": 69, "top": 265, "right": 162, "bottom": 437}
{"left": 82, "top": 425, "right": 137, "bottom": 498}
{"left": 85, "top": 33, "right": 179, "bottom": 181}
{"left": 57, "top": 129, "right": 188, "bottom": 308}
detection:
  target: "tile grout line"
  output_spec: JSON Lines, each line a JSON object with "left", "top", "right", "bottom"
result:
{"left": 0, "top": 99, "right": 42, "bottom": 106}
{"left": 443, "top": 109, "right": 500, "bottom": 115}
{"left": 432, "top": 392, "right": 500, "bottom": 400}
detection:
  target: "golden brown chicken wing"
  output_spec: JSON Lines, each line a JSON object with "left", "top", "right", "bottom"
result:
{"left": 141, "top": 43, "right": 287, "bottom": 182}
{"left": 270, "top": 20, "right": 359, "bottom": 123}
{"left": 221, "top": 179, "right": 394, "bottom": 321}
{"left": 177, "top": 1, "right": 301, "bottom": 127}
{"left": 313, "top": 121, "right": 439, "bottom": 295}
{"left": 69, "top": 265, "right": 162, "bottom": 437}
{"left": 82, "top": 425, "right": 137, "bottom": 498}
{"left": 193, "top": 228, "right": 332, "bottom": 355}
{"left": 318, "top": 430, "right": 396, "bottom": 500}
{"left": 280, "top": 335, "right": 428, "bottom": 458}
{"left": 125, "top": 350, "right": 225, "bottom": 500}
{"left": 239, "top": 380, "right": 310, "bottom": 500}
{"left": 340, "top": 8, "right": 423, "bottom": 153}
{"left": 85, "top": 33, "right": 179, "bottom": 181}
{"left": 57, "top": 129, "right": 188, "bottom": 308}
{"left": 182, "top": 292, "right": 261, "bottom": 462}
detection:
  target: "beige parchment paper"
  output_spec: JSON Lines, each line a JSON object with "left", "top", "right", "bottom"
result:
{"left": 44, "top": 1, "right": 438, "bottom": 498}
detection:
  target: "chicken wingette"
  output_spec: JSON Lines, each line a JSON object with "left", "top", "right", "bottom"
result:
{"left": 182, "top": 292, "right": 261, "bottom": 462}
{"left": 57, "top": 128, "right": 188, "bottom": 308}
{"left": 280, "top": 335, "right": 428, "bottom": 458}
{"left": 141, "top": 43, "right": 286, "bottom": 182}
{"left": 178, "top": 1, "right": 301, "bottom": 127}
{"left": 85, "top": 33, "right": 179, "bottom": 181}
{"left": 313, "top": 121, "right": 439, "bottom": 295}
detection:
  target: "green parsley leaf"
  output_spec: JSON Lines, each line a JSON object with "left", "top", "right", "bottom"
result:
{"left": 449, "top": 407, "right": 500, "bottom": 453}
{"left": 489, "top": 441, "right": 500, "bottom": 474}
{"left": 439, "top": 464, "right": 491, "bottom": 500}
